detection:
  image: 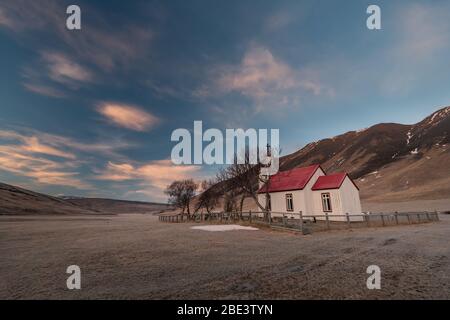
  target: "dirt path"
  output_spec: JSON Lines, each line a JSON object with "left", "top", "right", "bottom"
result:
{"left": 0, "top": 213, "right": 449, "bottom": 299}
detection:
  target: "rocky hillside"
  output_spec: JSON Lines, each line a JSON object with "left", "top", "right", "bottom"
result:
{"left": 279, "top": 106, "right": 450, "bottom": 201}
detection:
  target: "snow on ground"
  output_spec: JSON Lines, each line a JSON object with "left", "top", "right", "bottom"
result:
{"left": 406, "top": 130, "right": 413, "bottom": 145}
{"left": 356, "top": 127, "right": 368, "bottom": 133}
{"left": 191, "top": 225, "right": 259, "bottom": 232}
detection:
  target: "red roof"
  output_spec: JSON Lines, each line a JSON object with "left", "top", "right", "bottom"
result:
{"left": 311, "top": 173, "right": 350, "bottom": 190}
{"left": 258, "top": 164, "right": 321, "bottom": 193}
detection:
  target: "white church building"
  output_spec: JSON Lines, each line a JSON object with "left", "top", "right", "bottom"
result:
{"left": 257, "top": 164, "right": 362, "bottom": 221}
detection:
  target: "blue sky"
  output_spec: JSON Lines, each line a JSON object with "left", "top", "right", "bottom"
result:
{"left": 1, "top": 0, "right": 450, "bottom": 202}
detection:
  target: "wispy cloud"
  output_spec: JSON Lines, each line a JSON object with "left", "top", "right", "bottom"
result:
{"left": 0, "top": 1, "right": 153, "bottom": 71}
{"left": 0, "top": 0, "right": 153, "bottom": 97}
{"left": 21, "top": 51, "right": 95, "bottom": 96}
{"left": 96, "top": 102, "right": 160, "bottom": 132}
{"left": 22, "top": 83, "right": 66, "bottom": 98}
{"left": 0, "top": 7, "right": 15, "bottom": 28}
{"left": 380, "top": 3, "right": 450, "bottom": 95}
{"left": 0, "top": 143, "right": 88, "bottom": 189}
{"left": 41, "top": 51, "right": 94, "bottom": 85}
{"left": 0, "top": 128, "right": 133, "bottom": 189}
{"left": 95, "top": 159, "right": 202, "bottom": 199}
{"left": 196, "top": 46, "right": 327, "bottom": 113}
{"left": 264, "top": 10, "right": 295, "bottom": 32}
{"left": 21, "top": 136, "right": 76, "bottom": 159}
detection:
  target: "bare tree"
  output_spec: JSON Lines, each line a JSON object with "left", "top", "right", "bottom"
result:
{"left": 223, "top": 190, "right": 238, "bottom": 213}
{"left": 195, "top": 179, "right": 220, "bottom": 214}
{"left": 216, "top": 146, "right": 279, "bottom": 221}
{"left": 165, "top": 179, "right": 198, "bottom": 217}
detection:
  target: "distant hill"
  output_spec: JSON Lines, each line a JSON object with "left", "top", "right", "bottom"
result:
{"left": 0, "top": 182, "right": 95, "bottom": 215}
{"left": 65, "top": 197, "right": 170, "bottom": 214}
{"left": 0, "top": 182, "right": 171, "bottom": 215}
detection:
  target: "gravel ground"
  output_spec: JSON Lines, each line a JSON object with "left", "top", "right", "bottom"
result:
{"left": 0, "top": 213, "right": 449, "bottom": 299}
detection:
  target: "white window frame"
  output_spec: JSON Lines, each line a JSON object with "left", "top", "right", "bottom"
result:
{"left": 286, "top": 193, "right": 294, "bottom": 212}
{"left": 321, "top": 193, "right": 332, "bottom": 212}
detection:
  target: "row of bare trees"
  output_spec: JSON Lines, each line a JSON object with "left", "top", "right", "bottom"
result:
{"left": 164, "top": 148, "right": 275, "bottom": 221}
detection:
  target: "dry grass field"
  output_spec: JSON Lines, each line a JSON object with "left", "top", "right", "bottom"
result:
{"left": 1, "top": 210, "right": 449, "bottom": 300}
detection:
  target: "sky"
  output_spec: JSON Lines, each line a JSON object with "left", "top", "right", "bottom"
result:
{"left": 1, "top": 0, "right": 450, "bottom": 202}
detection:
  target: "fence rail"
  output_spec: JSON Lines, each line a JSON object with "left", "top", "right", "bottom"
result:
{"left": 159, "top": 210, "right": 441, "bottom": 234}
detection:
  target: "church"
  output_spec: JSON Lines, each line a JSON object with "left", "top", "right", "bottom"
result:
{"left": 257, "top": 164, "right": 362, "bottom": 221}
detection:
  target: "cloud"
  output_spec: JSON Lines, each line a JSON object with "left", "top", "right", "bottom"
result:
{"left": 20, "top": 51, "right": 95, "bottom": 97}
{"left": 95, "top": 159, "right": 203, "bottom": 199}
{"left": 196, "top": 46, "right": 326, "bottom": 113}
{"left": 22, "top": 83, "right": 66, "bottom": 98}
{"left": 395, "top": 4, "right": 449, "bottom": 60}
{"left": 0, "top": 128, "right": 133, "bottom": 189}
{"left": 96, "top": 102, "right": 160, "bottom": 131}
{"left": 21, "top": 136, "right": 76, "bottom": 159}
{"left": 0, "top": 0, "right": 153, "bottom": 98}
{"left": 0, "top": 7, "right": 15, "bottom": 28}
{"left": 0, "top": 144, "right": 89, "bottom": 189}
{"left": 379, "top": 3, "right": 450, "bottom": 95}
{"left": 41, "top": 52, "right": 94, "bottom": 85}
{"left": 264, "top": 11, "right": 295, "bottom": 32}
{"left": 0, "top": 0, "right": 152, "bottom": 72}
{"left": 0, "top": 129, "right": 129, "bottom": 158}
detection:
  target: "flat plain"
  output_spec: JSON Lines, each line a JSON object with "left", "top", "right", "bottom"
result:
{"left": 1, "top": 210, "right": 449, "bottom": 299}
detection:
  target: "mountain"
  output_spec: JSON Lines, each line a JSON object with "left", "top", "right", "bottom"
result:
{"left": 0, "top": 182, "right": 96, "bottom": 215}
{"left": 279, "top": 106, "right": 450, "bottom": 201}
{"left": 65, "top": 198, "right": 170, "bottom": 214}
{"left": 0, "top": 182, "right": 171, "bottom": 215}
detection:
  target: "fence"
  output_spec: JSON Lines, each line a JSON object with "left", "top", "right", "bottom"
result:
{"left": 158, "top": 210, "right": 440, "bottom": 234}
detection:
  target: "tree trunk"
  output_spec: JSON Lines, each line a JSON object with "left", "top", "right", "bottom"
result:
{"left": 239, "top": 195, "right": 245, "bottom": 219}
{"left": 186, "top": 200, "right": 191, "bottom": 217}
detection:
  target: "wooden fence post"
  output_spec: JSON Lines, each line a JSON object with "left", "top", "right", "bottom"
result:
{"left": 283, "top": 213, "right": 286, "bottom": 227}
{"left": 417, "top": 213, "right": 420, "bottom": 223}
{"left": 426, "top": 212, "right": 430, "bottom": 221}
{"left": 394, "top": 212, "right": 399, "bottom": 225}
{"left": 435, "top": 211, "right": 440, "bottom": 221}
{"left": 346, "top": 212, "right": 350, "bottom": 229}
{"left": 366, "top": 214, "right": 370, "bottom": 227}
{"left": 299, "top": 211, "right": 303, "bottom": 233}
{"left": 325, "top": 212, "right": 330, "bottom": 230}
{"left": 381, "top": 214, "right": 385, "bottom": 227}
{"left": 407, "top": 213, "right": 411, "bottom": 224}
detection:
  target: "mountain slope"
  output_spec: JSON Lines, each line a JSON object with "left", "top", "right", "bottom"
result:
{"left": 0, "top": 182, "right": 96, "bottom": 215}
{"left": 279, "top": 106, "right": 450, "bottom": 201}
{"left": 0, "top": 182, "right": 171, "bottom": 215}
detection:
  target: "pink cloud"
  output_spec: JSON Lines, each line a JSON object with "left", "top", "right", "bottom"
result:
{"left": 95, "top": 159, "right": 203, "bottom": 197}
{"left": 196, "top": 46, "right": 325, "bottom": 114}
{"left": 97, "top": 102, "right": 160, "bottom": 131}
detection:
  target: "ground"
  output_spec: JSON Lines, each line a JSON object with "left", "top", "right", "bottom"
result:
{"left": 0, "top": 213, "right": 449, "bottom": 299}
